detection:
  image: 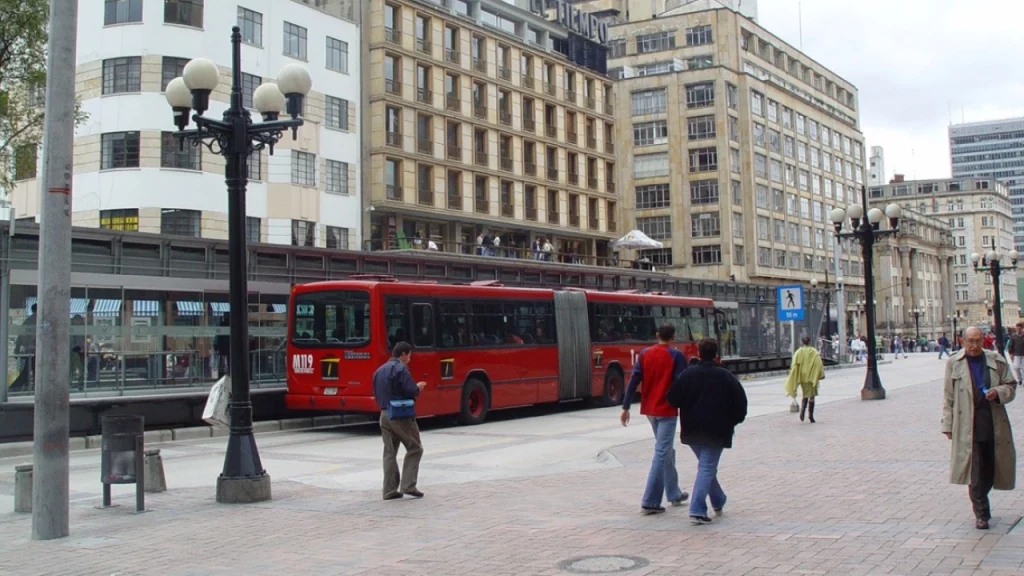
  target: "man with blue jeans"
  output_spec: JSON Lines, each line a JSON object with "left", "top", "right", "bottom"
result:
{"left": 667, "top": 338, "right": 748, "bottom": 525}
{"left": 620, "top": 324, "right": 689, "bottom": 515}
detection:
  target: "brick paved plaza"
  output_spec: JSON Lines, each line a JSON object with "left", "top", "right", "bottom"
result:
{"left": 1, "top": 357, "right": 1023, "bottom": 575}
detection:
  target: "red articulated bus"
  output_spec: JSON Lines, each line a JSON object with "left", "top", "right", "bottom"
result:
{"left": 285, "top": 277, "right": 715, "bottom": 425}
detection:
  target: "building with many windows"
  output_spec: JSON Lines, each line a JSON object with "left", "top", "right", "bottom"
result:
{"left": 576, "top": 0, "right": 758, "bottom": 25}
{"left": 10, "top": 0, "right": 362, "bottom": 249}
{"left": 363, "top": 0, "right": 619, "bottom": 260}
{"left": 605, "top": 4, "right": 867, "bottom": 296}
{"left": 949, "top": 118, "right": 1024, "bottom": 253}
{"left": 869, "top": 176, "right": 1018, "bottom": 329}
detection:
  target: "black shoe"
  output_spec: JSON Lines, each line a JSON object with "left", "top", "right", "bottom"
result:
{"left": 383, "top": 492, "right": 403, "bottom": 501}
{"left": 976, "top": 519, "right": 990, "bottom": 530}
{"left": 669, "top": 493, "right": 690, "bottom": 506}
{"left": 402, "top": 489, "right": 424, "bottom": 498}
{"left": 800, "top": 398, "right": 808, "bottom": 422}
{"left": 690, "top": 515, "right": 713, "bottom": 525}
{"left": 641, "top": 506, "right": 666, "bottom": 515}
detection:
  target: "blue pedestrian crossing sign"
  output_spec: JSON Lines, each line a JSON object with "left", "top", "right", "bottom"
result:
{"left": 777, "top": 285, "right": 805, "bottom": 321}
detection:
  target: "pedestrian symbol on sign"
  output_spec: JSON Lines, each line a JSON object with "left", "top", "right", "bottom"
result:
{"left": 776, "top": 285, "right": 805, "bottom": 322}
{"left": 785, "top": 290, "right": 796, "bottom": 308}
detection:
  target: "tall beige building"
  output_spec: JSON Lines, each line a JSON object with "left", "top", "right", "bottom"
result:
{"left": 601, "top": 4, "right": 867, "bottom": 301}
{"left": 364, "top": 0, "right": 619, "bottom": 258}
{"left": 869, "top": 176, "right": 1018, "bottom": 331}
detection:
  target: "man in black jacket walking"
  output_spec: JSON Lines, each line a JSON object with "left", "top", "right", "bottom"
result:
{"left": 667, "top": 338, "right": 748, "bottom": 525}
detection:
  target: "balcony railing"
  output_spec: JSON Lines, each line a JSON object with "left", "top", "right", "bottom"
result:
{"left": 499, "top": 110, "right": 512, "bottom": 126}
{"left": 475, "top": 198, "right": 489, "bottom": 213}
{"left": 586, "top": 136, "right": 597, "bottom": 149}
{"left": 605, "top": 141, "right": 614, "bottom": 154}
{"left": 385, "top": 28, "right": 400, "bottom": 44}
{"left": 606, "top": 181, "right": 616, "bottom": 193}
{"left": 589, "top": 217, "right": 599, "bottom": 230}
{"left": 475, "top": 151, "right": 488, "bottom": 167}
{"left": 544, "top": 82, "right": 556, "bottom": 96}
{"left": 547, "top": 167, "right": 558, "bottom": 181}
{"left": 500, "top": 156, "right": 513, "bottom": 172}
{"left": 523, "top": 117, "right": 535, "bottom": 132}
{"left": 608, "top": 219, "right": 617, "bottom": 233}
{"left": 546, "top": 124, "right": 557, "bottom": 138}
{"left": 445, "top": 48, "right": 459, "bottom": 63}
{"left": 568, "top": 171, "right": 579, "bottom": 185}
{"left": 385, "top": 79, "right": 401, "bottom": 95}
{"left": 588, "top": 177, "right": 598, "bottom": 190}
{"left": 525, "top": 162, "right": 537, "bottom": 176}
{"left": 447, "top": 194, "right": 462, "bottom": 210}
{"left": 523, "top": 76, "right": 535, "bottom": 89}
{"left": 567, "top": 131, "right": 578, "bottom": 145}
{"left": 566, "top": 89, "right": 576, "bottom": 103}
{"left": 501, "top": 204, "right": 514, "bottom": 217}
{"left": 525, "top": 207, "right": 537, "bottom": 221}
{"left": 498, "top": 66, "right": 511, "bottom": 81}
{"left": 446, "top": 144, "right": 461, "bottom": 161}
{"left": 446, "top": 93, "right": 460, "bottom": 111}
{"left": 473, "top": 58, "right": 486, "bottom": 73}
{"left": 605, "top": 102, "right": 614, "bottom": 115}
{"left": 547, "top": 211, "right": 559, "bottom": 224}
{"left": 474, "top": 104, "right": 487, "bottom": 119}
{"left": 417, "top": 138, "right": 432, "bottom": 155}
{"left": 417, "top": 188, "right": 433, "bottom": 205}
{"left": 386, "top": 184, "right": 401, "bottom": 200}
{"left": 417, "top": 88, "right": 432, "bottom": 104}
{"left": 386, "top": 131, "right": 401, "bottom": 147}
{"left": 569, "top": 214, "right": 580, "bottom": 227}
{"left": 416, "top": 38, "right": 431, "bottom": 54}
{"left": 585, "top": 96, "right": 595, "bottom": 109}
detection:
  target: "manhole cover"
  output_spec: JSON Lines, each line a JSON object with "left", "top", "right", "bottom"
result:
{"left": 558, "top": 555, "right": 650, "bottom": 574}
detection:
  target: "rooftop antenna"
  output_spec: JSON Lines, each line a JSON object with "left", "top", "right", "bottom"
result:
{"left": 798, "top": 2, "right": 803, "bottom": 50}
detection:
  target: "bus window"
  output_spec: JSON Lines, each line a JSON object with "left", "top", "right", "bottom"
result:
{"left": 439, "top": 302, "right": 470, "bottom": 348}
{"left": 411, "top": 303, "right": 435, "bottom": 348}
{"left": 687, "top": 308, "right": 707, "bottom": 341}
{"left": 471, "top": 301, "right": 507, "bottom": 346}
{"left": 291, "top": 290, "right": 370, "bottom": 346}
{"left": 385, "top": 297, "right": 409, "bottom": 349}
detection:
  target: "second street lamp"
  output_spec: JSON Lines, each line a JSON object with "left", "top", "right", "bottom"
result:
{"left": 165, "top": 27, "right": 312, "bottom": 504}
{"left": 970, "top": 245, "right": 1019, "bottom": 352}
{"left": 910, "top": 307, "right": 923, "bottom": 341}
{"left": 830, "top": 186, "right": 902, "bottom": 400}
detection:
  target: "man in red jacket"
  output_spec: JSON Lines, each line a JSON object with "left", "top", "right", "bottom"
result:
{"left": 620, "top": 323, "right": 689, "bottom": 515}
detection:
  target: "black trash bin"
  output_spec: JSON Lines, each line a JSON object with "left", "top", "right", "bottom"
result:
{"left": 100, "top": 415, "right": 145, "bottom": 512}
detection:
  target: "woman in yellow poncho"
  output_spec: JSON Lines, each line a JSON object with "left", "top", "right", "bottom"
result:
{"left": 784, "top": 336, "right": 825, "bottom": 423}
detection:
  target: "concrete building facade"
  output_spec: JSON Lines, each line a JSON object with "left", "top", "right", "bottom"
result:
{"left": 10, "top": 0, "right": 362, "bottom": 248}
{"left": 949, "top": 118, "right": 1024, "bottom": 253}
{"left": 604, "top": 6, "right": 866, "bottom": 298}
{"left": 868, "top": 145, "right": 885, "bottom": 186}
{"left": 364, "top": 0, "right": 619, "bottom": 259}
{"left": 576, "top": 0, "right": 758, "bottom": 26}
{"left": 869, "top": 176, "right": 1018, "bottom": 331}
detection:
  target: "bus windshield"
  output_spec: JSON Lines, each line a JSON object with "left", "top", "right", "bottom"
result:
{"left": 292, "top": 290, "right": 371, "bottom": 346}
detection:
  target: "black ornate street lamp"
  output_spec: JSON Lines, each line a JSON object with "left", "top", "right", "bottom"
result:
{"left": 949, "top": 311, "right": 961, "bottom": 351}
{"left": 830, "top": 186, "right": 902, "bottom": 400}
{"left": 910, "top": 307, "right": 924, "bottom": 341}
{"left": 164, "top": 27, "right": 312, "bottom": 503}
{"left": 970, "top": 244, "right": 1019, "bottom": 353}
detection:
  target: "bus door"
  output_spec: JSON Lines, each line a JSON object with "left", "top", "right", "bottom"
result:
{"left": 408, "top": 300, "right": 441, "bottom": 416}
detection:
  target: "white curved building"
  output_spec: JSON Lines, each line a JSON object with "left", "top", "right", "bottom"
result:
{"left": 12, "top": 0, "right": 362, "bottom": 249}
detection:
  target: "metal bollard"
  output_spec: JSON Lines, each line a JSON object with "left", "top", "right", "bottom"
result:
{"left": 144, "top": 449, "right": 166, "bottom": 493}
{"left": 14, "top": 464, "right": 32, "bottom": 513}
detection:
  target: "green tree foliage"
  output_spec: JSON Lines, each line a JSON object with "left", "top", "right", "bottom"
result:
{"left": 0, "top": 0, "right": 87, "bottom": 194}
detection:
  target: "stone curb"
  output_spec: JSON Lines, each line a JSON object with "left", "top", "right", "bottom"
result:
{"left": 738, "top": 359, "right": 894, "bottom": 381}
{"left": 0, "top": 415, "right": 371, "bottom": 460}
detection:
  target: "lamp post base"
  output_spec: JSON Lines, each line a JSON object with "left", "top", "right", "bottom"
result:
{"left": 216, "top": 473, "right": 272, "bottom": 504}
{"left": 861, "top": 387, "right": 886, "bottom": 400}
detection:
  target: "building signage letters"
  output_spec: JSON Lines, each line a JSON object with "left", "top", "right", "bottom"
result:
{"left": 528, "top": 0, "right": 609, "bottom": 45}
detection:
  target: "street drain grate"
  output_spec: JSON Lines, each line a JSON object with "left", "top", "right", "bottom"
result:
{"left": 558, "top": 555, "right": 650, "bottom": 574}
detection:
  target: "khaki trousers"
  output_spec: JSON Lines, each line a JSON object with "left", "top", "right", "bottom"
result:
{"left": 380, "top": 411, "right": 423, "bottom": 498}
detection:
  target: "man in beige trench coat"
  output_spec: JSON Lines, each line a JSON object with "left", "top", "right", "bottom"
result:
{"left": 941, "top": 326, "right": 1017, "bottom": 530}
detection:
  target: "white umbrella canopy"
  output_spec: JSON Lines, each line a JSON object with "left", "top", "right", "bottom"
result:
{"left": 612, "top": 229, "right": 663, "bottom": 249}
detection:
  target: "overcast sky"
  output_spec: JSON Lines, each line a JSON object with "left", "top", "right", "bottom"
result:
{"left": 756, "top": 0, "right": 1024, "bottom": 183}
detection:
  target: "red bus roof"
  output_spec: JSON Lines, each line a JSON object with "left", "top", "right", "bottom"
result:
{"left": 293, "top": 280, "right": 715, "bottom": 307}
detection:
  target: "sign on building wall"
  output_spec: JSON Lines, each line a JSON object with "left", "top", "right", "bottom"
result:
{"left": 528, "top": 0, "right": 609, "bottom": 44}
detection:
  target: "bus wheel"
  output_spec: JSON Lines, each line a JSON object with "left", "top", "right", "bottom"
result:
{"left": 458, "top": 379, "right": 490, "bottom": 425}
{"left": 601, "top": 368, "right": 624, "bottom": 407}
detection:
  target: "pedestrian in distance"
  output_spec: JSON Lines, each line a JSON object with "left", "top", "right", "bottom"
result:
{"left": 620, "top": 323, "right": 690, "bottom": 515}
{"left": 941, "top": 326, "right": 1016, "bottom": 530}
{"left": 373, "top": 341, "right": 427, "bottom": 501}
{"left": 938, "top": 332, "right": 951, "bottom": 360}
{"left": 784, "top": 336, "right": 825, "bottom": 423}
{"left": 1005, "top": 323, "right": 1024, "bottom": 386}
{"left": 667, "top": 338, "right": 748, "bottom": 525}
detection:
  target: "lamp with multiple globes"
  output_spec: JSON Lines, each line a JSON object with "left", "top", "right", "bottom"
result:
{"left": 969, "top": 245, "right": 1019, "bottom": 352}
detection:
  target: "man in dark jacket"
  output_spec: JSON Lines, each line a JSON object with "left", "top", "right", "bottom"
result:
{"left": 373, "top": 342, "right": 427, "bottom": 500}
{"left": 667, "top": 338, "right": 748, "bottom": 525}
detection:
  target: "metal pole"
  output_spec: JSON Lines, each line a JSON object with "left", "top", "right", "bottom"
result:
{"left": 32, "top": 0, "right": 78, "bottom": 540}
{"left": 993, "top": 263, "right": 1005, "bottom": 353}
{"left": 216, "top": 27, "right": 270, "bottom": 504}
{"left": 859, "top": 187, "right": 885, "bottom": 399}
{"left": 0, "top": 215, "right": 12, "bottom": 404}
{"left": 834, "top": 236, "right": 846, "bottom": 362}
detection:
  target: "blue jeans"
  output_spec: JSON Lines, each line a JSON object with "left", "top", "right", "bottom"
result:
{"left": 689, "top": 445, "right": 726, "bottom": 517}
{"left": 938, "top": 346, "right": 949, "bottom": 359}
{"left": 642, "top": 416, "right": 685, "bottom": 508}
